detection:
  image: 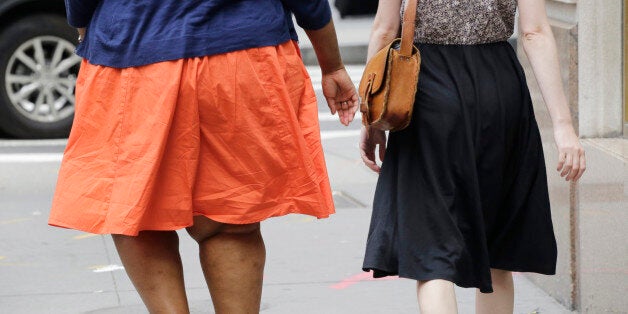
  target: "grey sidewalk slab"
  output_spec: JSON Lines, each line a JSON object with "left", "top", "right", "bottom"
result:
{"left": 0, "top": 139, "right": 573, "bottom": 313}
{"left": 0, "top": 70, "right": 572, "bottom": 314}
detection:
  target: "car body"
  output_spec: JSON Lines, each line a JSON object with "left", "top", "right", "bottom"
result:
{"left": 0, "top": 0, "right": 79, "bottom": 138}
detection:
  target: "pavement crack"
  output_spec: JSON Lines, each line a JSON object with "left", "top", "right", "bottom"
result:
{"left": 332, "top": 190, "right": 367, "bottom": 208}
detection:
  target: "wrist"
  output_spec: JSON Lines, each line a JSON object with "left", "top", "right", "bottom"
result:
{"left": 552, "top": 117, "right": 574, "bottom": 129}
{"left": 320, "top": 63, "right": 345, "bottom": 75}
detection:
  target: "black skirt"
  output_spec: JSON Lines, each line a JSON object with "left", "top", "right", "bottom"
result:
{"left": 362, "top": 41, "right": 557, "bottom": 293}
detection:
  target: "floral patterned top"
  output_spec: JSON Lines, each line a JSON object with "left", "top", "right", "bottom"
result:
{"left": 402, "top": 0, "right": 518, "bottom": 45}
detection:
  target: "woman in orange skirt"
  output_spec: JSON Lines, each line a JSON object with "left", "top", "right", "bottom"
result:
{"left": 48, "top": 0, "right": 358, "bottom": 312}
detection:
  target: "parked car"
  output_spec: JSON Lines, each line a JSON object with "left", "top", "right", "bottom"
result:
{"left": 0, "top": 0, "right": 79, "bottom": 138}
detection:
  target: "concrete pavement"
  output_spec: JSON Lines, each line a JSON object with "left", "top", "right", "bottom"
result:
{"left": 0, "top": 5, "right": 574, "bottom": 312}
{"left": 0, "top": 65, "right": 573, "bottom": 313}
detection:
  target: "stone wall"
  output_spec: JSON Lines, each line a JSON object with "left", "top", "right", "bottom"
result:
{"left": 578, "top": 0, "right": 623, "bottom": 138}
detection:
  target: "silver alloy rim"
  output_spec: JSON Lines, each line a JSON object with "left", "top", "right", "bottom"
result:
{"left": 5, "top": 36, "right": 80, "bottom": 123}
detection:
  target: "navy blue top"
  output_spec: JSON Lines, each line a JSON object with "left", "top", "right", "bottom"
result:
{"left": 65, "top": 0, "right": 331, "bottom": 68}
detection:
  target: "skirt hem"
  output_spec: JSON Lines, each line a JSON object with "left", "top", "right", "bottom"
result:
{"left": 49, "top": 210, "right": 333, "bottom": 236}
{"left": 363, "top": 266, "right": 494, "bottom": 293}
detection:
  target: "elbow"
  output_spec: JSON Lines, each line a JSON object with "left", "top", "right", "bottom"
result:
{"left": 370, "top": 30, "right": 397, "bottom": 45}
{"left": 520, "top": 24, "right": 552, "bottom": 47}
{"left": 521, "top": 30, "right": 543, "bottom": 44}
{"left": 370, "top": 23, "right": 399, "bottom": 43}
{"left": 521, "top": 31, "right": 541, "bottom": 53}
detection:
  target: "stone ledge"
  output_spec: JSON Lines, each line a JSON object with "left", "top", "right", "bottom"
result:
{"left": 581, "top": 138, "right": 628, "bottom": 163}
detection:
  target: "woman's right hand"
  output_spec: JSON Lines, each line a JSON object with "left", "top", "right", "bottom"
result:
{"left": 553, "top": 123, "right": 586, "bottom": 181}
{"left": 360, "top": 125, "right": 387, "bottom": 173}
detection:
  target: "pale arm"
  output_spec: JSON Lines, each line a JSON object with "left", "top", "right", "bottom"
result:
{"left": 360, "top": 0, "right": 403, "bottom": 173}
{"left": 367, "top": 0, "right": 403, "bottom": 61}
{"left": 518, "top": 0, "right": 586, "bottom": 181}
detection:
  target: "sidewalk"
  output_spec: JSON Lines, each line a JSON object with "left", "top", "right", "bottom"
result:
{"left": 0, "top": 137, "right": 575, "bottom": 313}
{"left": 0, "top": 7, "right": 575, "bottom": 313}
{"left": 317, "top": 127, "right": 574, "bottom": 314}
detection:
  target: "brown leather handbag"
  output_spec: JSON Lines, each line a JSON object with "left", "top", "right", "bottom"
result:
{"left": 359, "top": 0, "right": 420, "bottom": 131}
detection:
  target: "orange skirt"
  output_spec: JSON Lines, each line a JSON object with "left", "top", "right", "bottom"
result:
{"left": 48, "top": 41, "right": 334, "bottom": 236}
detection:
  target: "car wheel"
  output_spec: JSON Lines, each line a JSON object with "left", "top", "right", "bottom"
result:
{"left": 0, "top": 14, "right": 80, "bottom": 139}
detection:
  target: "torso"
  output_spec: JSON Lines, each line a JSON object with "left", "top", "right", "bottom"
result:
{"left": 403, "top": 0, "right": 518, "bottom": 45}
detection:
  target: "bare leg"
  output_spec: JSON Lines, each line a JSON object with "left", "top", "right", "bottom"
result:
{"left": 476, "top": 269, "right": 514, "bottom": 314}
{"left": 187, "top": 216, "right": 266, "bottom": 314}
{"left": 417, "top": 279, "right": 458, "bottom": 314}
{"left": 112, "top": 231, "right": 189, "bottom": 314}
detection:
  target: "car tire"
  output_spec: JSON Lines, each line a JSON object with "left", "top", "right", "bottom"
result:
{"left": 0, "top": 14, "right": 80, "bottom": 139}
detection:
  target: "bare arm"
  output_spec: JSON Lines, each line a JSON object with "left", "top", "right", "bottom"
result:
{"left": 367, "top": 0, "right": 403, "bottom": 61}
{"left": 305, "top": 20, "right": 359, "bottom": 126}
{"left": 360, "top": 0, "right": 403, "bottom": 173}
{"left": 518, "top": 0, "right": 585, "bottom": 181}
{"left": 304, "top": 19, "right": 345, "bottom": 74}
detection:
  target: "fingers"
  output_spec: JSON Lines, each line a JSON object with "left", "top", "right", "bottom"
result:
{"left": 556, "top": 151, "right": 566, "bottom": 171}
{"left": 574, "top": 151, "right": 586, "bottom": 181}
{"left": 361, "top": 149, "right": 381, "bottom": 173}
{"left": 571, "top": 149, "right": 586, "bottom": 181}
{"left": 553, "top": 127, "right": 586, "bottom": 182}
{"left": 349, "top": 106, "right": 358, "bottom": 124}
{"left": 345, "top": 99, "right": 359, "bottom": 124}
{"left": 557, "top": 147, "right": 587, "bottom": 182}
{"left": 320, "top": 69, "right": 359, "bottom": 126}
{"left": 334, "top": 99, "right": 359, "bottom": 126}
{"left": 566, "top": 153, "right": 579, "bottom": 181}
{"left": 341, "top": 101, "right": 349, "bottom": 110}
{"left": 328, "top": 100, "right": 357, "bottom": 127}
{"left": 560, "top": 152, "right": 573, "bottom": 178}
{"left": 360, "top": 127, "right": 383, "bottom": 173}
{"left": 326, "top": 97, "right": 337, "bottom": 115}
{"left": 339, "top": 101, "right": 349, "bottom": 126}
{"left": 360, "top": 143, "right": 380, "bottom": 173}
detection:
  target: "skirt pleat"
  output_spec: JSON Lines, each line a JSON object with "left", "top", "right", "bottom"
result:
{"left": 49, "top": 40, "right": 334, "bottom": 236}
{"left": 362, "top": 41, "right": 557, "bottom": 293}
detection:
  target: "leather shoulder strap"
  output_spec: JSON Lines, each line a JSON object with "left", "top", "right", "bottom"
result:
{"left": 399, "top": 0, "right": 418, "bottom": 57}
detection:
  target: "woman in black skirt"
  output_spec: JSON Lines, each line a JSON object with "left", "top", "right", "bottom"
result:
{"left": 360, "top": 0, "right": 586, "bottom": 312}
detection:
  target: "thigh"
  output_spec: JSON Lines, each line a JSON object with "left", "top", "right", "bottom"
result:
{"left": 186, "top": 215, "right": 261, "bottom": 243}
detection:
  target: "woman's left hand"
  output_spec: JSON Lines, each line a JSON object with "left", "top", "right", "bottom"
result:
{"left": 553, "top": 123, "right": 586, "bottom": 182}
{"left": 321, "top": 67, "right": 359, "bottom": 126}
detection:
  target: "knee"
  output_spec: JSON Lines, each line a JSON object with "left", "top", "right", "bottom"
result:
{"left": 221, "top": 222, "right": 260, "bottom": 235}
{"left": 490, "top": 269, "right": 513, "bottom": 287}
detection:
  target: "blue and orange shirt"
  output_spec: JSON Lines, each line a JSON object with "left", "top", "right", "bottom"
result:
{"left": 65, "top": 0, "right": 332, "bottom": 68}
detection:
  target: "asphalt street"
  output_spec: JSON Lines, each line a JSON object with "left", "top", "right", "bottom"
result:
{"left": 0, "top": 66, "right": 572, "bottom": 313}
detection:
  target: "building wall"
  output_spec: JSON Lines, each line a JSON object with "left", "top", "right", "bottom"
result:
{"left": 578, "top": 0, "right": 623, "bottom": 138}
{"left": 516, "top": 0, "right": 628, "bottom": 312}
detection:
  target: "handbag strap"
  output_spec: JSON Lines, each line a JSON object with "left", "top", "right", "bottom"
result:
{"left": 399, "top": 0, "right": 418, "bottom": 57}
